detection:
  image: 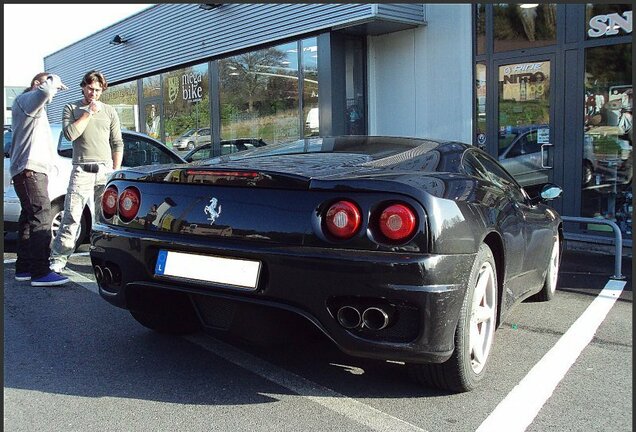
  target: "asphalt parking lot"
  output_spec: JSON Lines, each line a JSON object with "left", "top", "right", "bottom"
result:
{"left": 3, "top": 239, "right": 632, "bottom": 432}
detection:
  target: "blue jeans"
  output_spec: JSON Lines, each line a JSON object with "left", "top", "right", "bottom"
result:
{"left": 13, "top": 170, "right": 52, "bottom": 278}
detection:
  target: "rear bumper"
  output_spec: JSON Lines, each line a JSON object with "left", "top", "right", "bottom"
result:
{"left": 91, "top": 224, "right": 475, "bottom": 363}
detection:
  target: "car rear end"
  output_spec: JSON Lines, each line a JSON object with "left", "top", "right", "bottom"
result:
{"left": 91, "top": 161, "right": 472, "bottom": 363}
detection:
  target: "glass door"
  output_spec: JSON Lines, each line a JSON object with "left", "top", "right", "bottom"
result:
{"left": 142, "top": 101, "right": 162, "bottom": 141}
{"left": 495, "top": 57, "right": 555, "bottom": 190}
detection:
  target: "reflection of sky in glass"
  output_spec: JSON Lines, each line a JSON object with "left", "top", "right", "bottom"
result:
{"left": 303, "top": 38, "right": 318, "bottom": 71}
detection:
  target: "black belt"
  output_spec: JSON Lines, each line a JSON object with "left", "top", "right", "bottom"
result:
{"left": 78, "top": 163, "right": 100, "bottom": 173}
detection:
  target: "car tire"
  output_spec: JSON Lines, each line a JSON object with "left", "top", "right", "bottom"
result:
{"left": 50, "top": 200, "right": 86, "bottom": 251}
{"left": 409, "top": 243, "right": 497, "bottom": 392}
{"left": 530, "top": 236, "right": 560, "bottom": 302}
{"left": 187, "top": 141, "right": 195, "bottom": 150}
{"left": 128, "top": 290, "right": 201, "bottom": 335}
{"left": 582, "top": 161, "right": 594, "bottom": 186}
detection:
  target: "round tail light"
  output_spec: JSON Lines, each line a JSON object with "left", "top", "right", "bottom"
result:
{"left": 118, "top": 187, "right": 141, "bottom": 222}
{"left": 101, "top": 186, "right": 118, "bottom": 219}
{"left": 379, "top": 203, "right": 417, "bottom": 241}
{"left": 324, "top": 200, "right": 362, "bottom": 239}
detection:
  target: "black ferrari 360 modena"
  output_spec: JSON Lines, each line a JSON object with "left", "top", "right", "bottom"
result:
{"left": 91, "top": 135, "right": 563, "bottom": 392}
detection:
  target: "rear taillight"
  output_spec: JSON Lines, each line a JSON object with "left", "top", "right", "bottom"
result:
{"left": 378, "top": 203, "right": 417, "bottom": 241}
{"left": 324, "top": 200, "right": 362, "bottom": 239}
{"left": 101, "top": 186, "right": 118, "bottom": 219}
{"left": 118, "top": 187, "right": 141, "bottom": 222}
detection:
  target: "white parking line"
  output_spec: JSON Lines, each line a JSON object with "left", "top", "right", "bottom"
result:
{"left": 476, "top": 279, "right": 626, "bottom": 432}
{"left": 186, "top": 334, "right": 427, "bottom": 432}
{"left": 65, "top": 268, "right": 99, "bottom": 294}
{"left": 49, "top": 260, "right": 428, "bottom": 432}
{"left": 4, "top": 252, "right": 89, "bottom": 265}
{"left": 4, "top": 254, "right": 624, "bottom": 431}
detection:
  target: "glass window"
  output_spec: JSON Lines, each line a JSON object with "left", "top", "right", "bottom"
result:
{"left": 162, "top": 63, "right": 210, "bottom": 150}
{"left": 494, "top": 4, "right": 557, "bottom": 52}
{"left": 498, "top": 61, "right": 551, "bottom": 157}
{"left": 582, "top": 43, "right": 632, "bottom": 238}
{"left": 100, "top": 81, "right": 139, "bottom": 131}
{"left": 185, "top": 144, "right": 212, "bottom": 162}
{"left": 475, "top": 62, "right": 487, "bottom": 146}
{"left": 497, "top": 60, "right": 551, "bottom": 187}
{"left": 145, "top": 103, "right": 161, "bottom": 140}
{"left": 122, "top": 135, "right": 183, "bottom": 167}
{"left": 4, "top": 86, "right": 22, "bottom": 125}
{"left": 142, "top": 74, "right": 161, "bottom": 98}
{"left": 302, "top": 37, "right": 319, "bottom": 137}
{"left": 220, "top": 41, "right": 300, "bottom": 145}
{"left": 585, "top": 4, "right": 632, "bottom": 40}
{"left": 344, "top": 38, "right": 366, "bottom": 136}
{"left": 462, "top": 150, "right": 490, "bottom": 180}
{"left": 475, "top": 4, "right": 486, "bottom": 55}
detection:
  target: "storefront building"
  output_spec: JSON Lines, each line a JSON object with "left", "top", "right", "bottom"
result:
{"left": 43, "top": 3, "right": 631, "bottom": 246}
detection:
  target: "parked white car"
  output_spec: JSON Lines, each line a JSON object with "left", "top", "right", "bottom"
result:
{"left": 4, "top": 123, "right": 185, "bottom": 248}
{"left": 172, "top": 127, "right": 212, "bottom": 150}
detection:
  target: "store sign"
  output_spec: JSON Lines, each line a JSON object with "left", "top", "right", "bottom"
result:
{"left": 502, "top": 63, "right": 546, "bottom": 85}
{"left": 167, "top": 76, "right": 179, "bottom": 104}
{"left": 182, "top": 72, "right": 203, "bottom": 102}
{"left": 588, "top": 10, "right": 632, "bottom": 38}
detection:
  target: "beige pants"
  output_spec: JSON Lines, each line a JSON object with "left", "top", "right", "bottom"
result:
{"left": 50, "top": 163, "right": 112, "bottom": 269}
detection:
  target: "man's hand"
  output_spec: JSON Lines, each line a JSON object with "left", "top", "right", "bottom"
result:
{"left": 88, "top": 101, "right": 102, "bottom": 115}
{"left": 47, "top": 74, "right": 68, "bottom": 91}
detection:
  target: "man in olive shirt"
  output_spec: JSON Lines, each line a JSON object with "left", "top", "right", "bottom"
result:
{"left": 50, "top": 70, "right": 124, "bottom": 272}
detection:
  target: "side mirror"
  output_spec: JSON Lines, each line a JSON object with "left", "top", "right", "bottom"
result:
{"left": 540, "top": 183, "right": 562, "bottom": 201}
{"left": 526, "top": 183, "right": 562, "bottom": 205}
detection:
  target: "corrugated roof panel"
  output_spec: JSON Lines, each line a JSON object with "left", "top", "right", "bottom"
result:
{"left": 44, "top": 3, "right": 425, "bottom": 120}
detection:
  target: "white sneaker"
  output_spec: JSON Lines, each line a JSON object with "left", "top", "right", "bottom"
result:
{"left": 50, "top": 262, "right": 66, "bottom": 273}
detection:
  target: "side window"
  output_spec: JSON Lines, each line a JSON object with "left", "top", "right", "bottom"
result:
{"left": 122, "top": 135, "right": 181, "bottom": 167}
{"left": 189, "top": 146, "right": 212, "bottom": 161}
{"left": 475, "top": 151, "right": 527, "bottom": 202}
{"left": 57, "top": 131, "right": 73, "bottom": 158}
{"left": 221, "top": 143, "right": 239, "bottom": 155}
{"left": 524, "top": 131, "right": 541, "bottom": 154}
{"left": 462, "top": 151, "right": 490, "bottom": 180}
{"left": 506, "top": 135, "right": 525, "bottom": 158}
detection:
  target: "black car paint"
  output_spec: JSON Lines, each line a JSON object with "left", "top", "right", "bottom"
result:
{"left": 91, "top": 136, "right": 561, "bottom": 363}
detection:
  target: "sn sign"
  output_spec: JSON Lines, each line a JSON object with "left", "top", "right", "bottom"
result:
{"left": 588, "top": 11, "right": 632, "bottom": 37}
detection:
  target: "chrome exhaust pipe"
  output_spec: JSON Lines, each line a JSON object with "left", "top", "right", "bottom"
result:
{"left": 94, "top": 265, "right": 103, "bottom": 283}
{"left": 102, "top": 266, "right": 113, "bottom": 285}
{"left": 337, "top": 306, "right": 362, "bottom": 329}
{"left": 362, "top": 307, "right": 390, "bottom": 330}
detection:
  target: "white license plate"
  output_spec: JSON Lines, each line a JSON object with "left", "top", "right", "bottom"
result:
{"left": 154, "top": 250, "right": 261, "bottom": 290}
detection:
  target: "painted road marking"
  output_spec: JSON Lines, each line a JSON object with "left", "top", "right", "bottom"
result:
{"left": 476, "top": 279, "right": 626, "bottom": 432}
{"left": 65, "top": 268, "right": 99, "bottom": 294}
{"left": 4, "top": 254, "right": 624, "bottom": 431}
{"left": 186, "top": 334, "right": 428, "bottom": 432}
{"left": 4, "top": 252, "right": 89, "bottom": 265}
{"left": 44, "top": 259, "right": 428, "bottom": 432}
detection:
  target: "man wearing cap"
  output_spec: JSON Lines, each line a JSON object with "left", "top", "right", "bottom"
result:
{"left": 10, "top": 72, "right": 69, "bottom": 287}
{"left": 50, "top": 70, "right": 123, "bottom": 272}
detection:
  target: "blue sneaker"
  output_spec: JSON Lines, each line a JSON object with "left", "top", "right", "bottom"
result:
{"left": 31, "top": 272, "right": 69, "bottom": 287}
{"left": 15, "top": 272, "right": 31, "bottom": 281}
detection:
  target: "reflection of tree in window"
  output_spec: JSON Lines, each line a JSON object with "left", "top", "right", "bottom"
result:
{"left": 161, "top": 64, "right": 210, "bottom": 146}
{"left": 220, "top": 48, "right": 291, "bottom": 113}
{"left": 494, "top": 4, "right": 556, "bottom": 51}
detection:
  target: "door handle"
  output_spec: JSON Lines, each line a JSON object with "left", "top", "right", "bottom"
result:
{"left": 541, "top": 143, "right": 553, "bottom": 169}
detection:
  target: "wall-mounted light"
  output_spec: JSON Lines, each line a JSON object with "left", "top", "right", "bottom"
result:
{"left": 110, "top": 35, "right": 128, "bottom": 45}
{"left": 519, "top": 4, "right": 539, "bottom": 8}
{"left": 199, "top": 4, "right": 222, "bottom": 11}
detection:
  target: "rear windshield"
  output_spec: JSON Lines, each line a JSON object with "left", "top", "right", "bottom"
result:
{"left": 227, "top": 136, "right": 441, "bottom": 161}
